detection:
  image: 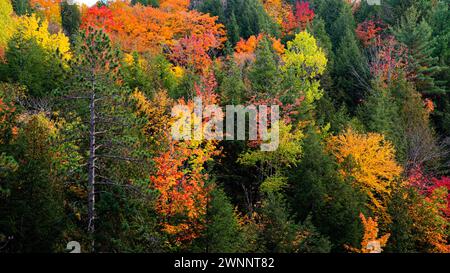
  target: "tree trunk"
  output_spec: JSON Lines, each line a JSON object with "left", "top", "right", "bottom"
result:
{"left": 87, "top": 91, "right": 96, "bottom": 252}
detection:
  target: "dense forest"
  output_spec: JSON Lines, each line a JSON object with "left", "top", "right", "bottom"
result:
{"left": 0, "top": 0, "right": 449, "bottom": 253}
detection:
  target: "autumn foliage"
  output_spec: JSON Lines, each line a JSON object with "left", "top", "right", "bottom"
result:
{"left": 80, "top": 0, "right": 226, "bottom": 67}
{"left": 327, "top": 128, "right": 403, "bottom": 222}
{"left": 347, "top": 213, "right": 390, "bottom": 253}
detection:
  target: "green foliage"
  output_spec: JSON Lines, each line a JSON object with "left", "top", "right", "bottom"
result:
{"left": 258, "top": 192, "right": 331, "bottom": 253}
{"left": 61, "top": 1, "right": 81, "bottom": 44}
{"left": 190, "top": 186, "right": 244, "bottom": 253}
{"left": 11, "top": 0, "right": 31, "bottom": 16}
{"left": 289, "top": 127, "right": 365, "bottom": 251}
{"left": 198, "top": 0, "right": 280, "bottom": 45}
{"left": 216, "top": 56, "right": 246, "bottom": 104}
{"left": 393, "top": 6, "right": 444, "bottom": 95}
{"left": 248, "top": 37, "right": 282, "bottom": 99}
{"left": 0, "top": 114, "right": 65, "bottom": 252}
{"left": 358, "top": 82, "right": 407, "bottom": 163}
{"left": 1, "top": 35, "right": 65, "bottom": 97}
{"left": 131, "top": 0, "right": 159, "bottom": 7}
{"left": 332, "top": 28, "right": 369, "bottom": 108}
{"left": 121, "top": 53, "right": 178, "bottom": 98}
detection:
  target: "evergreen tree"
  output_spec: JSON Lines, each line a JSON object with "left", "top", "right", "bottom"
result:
{"left": 61, "top": 1, "right": 81, "bottom": 44}
{"left": 248, "top": 37, "right": 281, "bottom": 99}
{"left": 289, "top": 127, "right": 365, "bottom": 251}
{"left": 332, "top": 29, "right": 369, "bottom": 108}
{"left": 191, "top": 186, "right": 244, "bottom": 253}
{"left": 1, "top": 114, "right": 65, "bottom": 252}
{"left": 198, "top": 0, "right": 279, "bottom": 45}
{"left": 11, "top": 0, "right": 31, "bottom": 16}
{"left": 358, "top": 82, "right": 407, "bottom": 163}
{"left": 393, "top": 6, "right": 444, "bottom": 95}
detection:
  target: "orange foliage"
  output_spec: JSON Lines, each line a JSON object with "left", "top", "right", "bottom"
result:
{"left": 81, "top": 0, "right": 226, "bottom": 60}
{"left": 147, "top": 73, "right": 221, "bottom": 244}
{"left": 263, "top": 0, "right": 305, "bottom": 36}
{"left": 234, "top": 34, "right": 284, "bottom": 64}
{"left": 30, "top": 0, "right": 62, "bottom": 25}
{"left": 347, "top": 213, "right": 390, "bottom": 253}
{"left": 159, "top": 0, "right": 190, "bottom": 11}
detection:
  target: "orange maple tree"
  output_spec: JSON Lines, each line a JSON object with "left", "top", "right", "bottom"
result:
{"left": 146, "top": 74, "right": 222, "bottom": 244}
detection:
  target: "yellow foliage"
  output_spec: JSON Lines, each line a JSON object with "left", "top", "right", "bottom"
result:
{"left": 328, "top": 128, "right": 403, "bottom": 222}
{"left": 132, "top": 89, "right": 173, "bottom": 146}
{"left": 0, "top": 0, "right": 17, "bottom": 51}
{"left": 15, "top": 14, "right": 71, "bottom": 61}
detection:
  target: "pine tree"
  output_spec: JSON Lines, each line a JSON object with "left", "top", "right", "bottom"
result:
{"left": 332, "top": 29, "right": 369, "bottom": 108}
{"left": 393, "top": 6, "right": 444, "bottom": 95}
{"left": 191, "top": 186, "right": 244, "bottom": 253}
{"left": 248, "top": 37, "right": 282, "bottom": 99}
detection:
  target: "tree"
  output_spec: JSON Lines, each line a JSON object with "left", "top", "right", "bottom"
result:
{"left": 0, "top": 0, "right": 16, "bottom": 57}
{"left": 248, "top": 37, "right": 283, "bottom": 99}
{"left": 238, "top": 121, "right": 303, "bottom": 195}
{"left": 197, "top": 0, "right": 279, "bottom": 45}
{"left": 393, "top": 6, "right": 444, "bottom": 95}
{"left": 1, "top": 14, "right": 69, "bottom": 96}
{"left": 290, "top": 127, "right": 366, "bottom": 251}
{"left": 327, "top": 128, "right": 403, "bottom": 223}
{"left": 61, "top": 28, "right": 136, "bottom": 251}
{"left": 282, "top": 31, "right": 327, "bottom": 105}
{"left": 1, "top": 114, "right": 65, "bottom": 252}
{"left": 30, "top": 0, "right": 62, "bottom": 26}
{"left": 294, "top": 1, "right": 315, "bottom": 31}
{"left": 346, "top": 213, "right": 390, "bottom": 253}
{"left": 81, "top": 1, "right": 226, "bottom": 56}
{"left": 190, "top": 185, "right": 244, "bottom": 253}
{"left": 358, "top": 81, "right": 407, "bottom": 163}
{"left": 332, "top": 28, "right": 370, "bottom": 108}
{"left": 60, "top": 0, "right": 81, "bottom": 43}
{"left": 258, "top": 192, "right": 331, "bottom": 253}
{"left": 11, "top": 0, "right": 31, "bottom": 16}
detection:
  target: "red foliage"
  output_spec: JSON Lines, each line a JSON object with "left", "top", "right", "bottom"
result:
{"left": 170, "top": 33, "right": 219, "bottom": 74}
{"left": 370, "top": 36, "right": 410, "bottom": 85}
{"left": 295, "top": 1, "right": 314, "bottom": 30}
{"left": 408, "top": 166, "right": 450, "bottom": 218}
{"left": 356, "top": 20, "right": 383, "bottom": 47}
{"left": 80, "top": 5, "right": 121, "bottom": 33}
{"left": 429, "top": 177, "right": 450, "bottom": 218}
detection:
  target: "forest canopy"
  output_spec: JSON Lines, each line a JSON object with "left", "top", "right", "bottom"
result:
{"left": 0, "top": 0, "right": 449, "bottom": 253}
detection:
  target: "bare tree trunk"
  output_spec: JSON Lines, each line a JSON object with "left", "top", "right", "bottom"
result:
{"left": 87, "top": 90, "right": 96, "bottom": 252}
